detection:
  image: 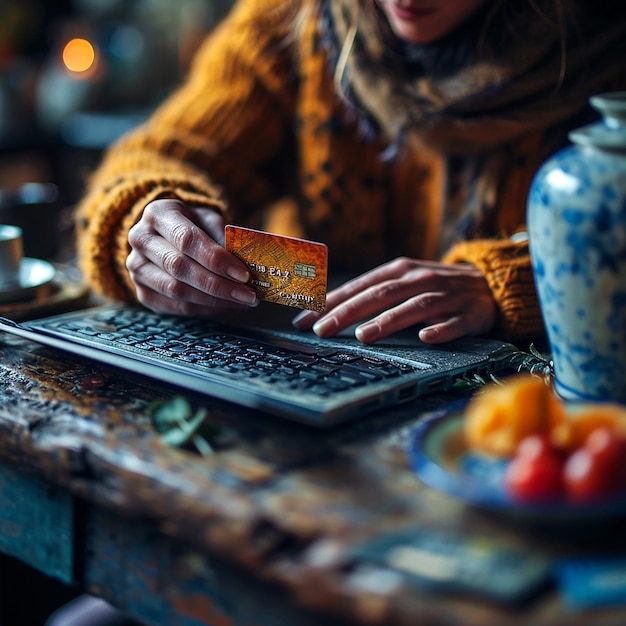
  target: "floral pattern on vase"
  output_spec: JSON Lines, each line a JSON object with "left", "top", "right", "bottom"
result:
{"left": 527, "top": 92, "right": 626, "bottom": 403}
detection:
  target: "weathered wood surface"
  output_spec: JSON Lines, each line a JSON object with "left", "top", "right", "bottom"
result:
{"left": 1, "top": 332, "right": 626, "bottom": 625}
{"left": 0, "top": 462, "right": 74, "bottom": 583}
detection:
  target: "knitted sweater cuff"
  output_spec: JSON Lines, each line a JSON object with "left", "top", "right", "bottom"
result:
{"left": 78, "top": 175, "right": 226, "bottom": 302}
{"left": 443, "top": 239, "right": 545, "bottom": 344}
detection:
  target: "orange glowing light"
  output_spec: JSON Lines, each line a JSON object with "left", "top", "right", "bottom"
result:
{"left": 62, "top": 38, "right": 95, "bottom": 73}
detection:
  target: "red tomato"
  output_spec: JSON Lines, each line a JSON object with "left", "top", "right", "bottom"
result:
{"left": 505, "top": 439, "right": 564, "bottom": 503}
{"left": 564, "top": 428, "right": 626, "bottom": 502}
{"left": 586, "top": 427, "right": 626, "bottom": 464}
{"left": 515, "top": 434, "right": 555, "bottom": 461}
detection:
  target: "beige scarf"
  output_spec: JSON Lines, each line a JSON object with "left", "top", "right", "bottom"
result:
{"left": 327, "top": 0, "right": 626, "bottom": 156}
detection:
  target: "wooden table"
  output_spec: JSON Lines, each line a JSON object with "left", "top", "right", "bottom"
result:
{"left": 1, "top": 328, "right": 626, "bottom": 625}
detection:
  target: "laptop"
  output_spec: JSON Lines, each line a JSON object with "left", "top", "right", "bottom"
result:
{"left": 0, "top": 302, "right": 517, "bottom": 426}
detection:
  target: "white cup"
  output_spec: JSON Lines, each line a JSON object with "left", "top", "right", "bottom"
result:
{"left": 0, "top": 225, "right": 23, "bottom": 289}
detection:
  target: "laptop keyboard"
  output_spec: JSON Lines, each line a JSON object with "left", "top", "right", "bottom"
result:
{"left": 51, "top": 307, "right": 422, "bottom": 397}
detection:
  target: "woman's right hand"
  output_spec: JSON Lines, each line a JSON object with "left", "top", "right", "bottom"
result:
{"left": 126, "top": 198, "right": 259, "bottom": 315}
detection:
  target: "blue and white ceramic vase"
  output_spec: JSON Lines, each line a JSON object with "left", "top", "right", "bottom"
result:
{"left": 527, "top": 92, "right": 626, "bottom": 403}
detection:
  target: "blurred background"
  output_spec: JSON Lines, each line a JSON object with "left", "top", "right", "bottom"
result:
{"left": 0, "top": 0, "right": 234, "bottom": 261}
{"left": 0, "top": 3, "right": 236, "bottom": 622}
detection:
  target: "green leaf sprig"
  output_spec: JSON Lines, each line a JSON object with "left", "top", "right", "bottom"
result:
{"left": 149, "top": 396, "right": 226, "bottom": 457}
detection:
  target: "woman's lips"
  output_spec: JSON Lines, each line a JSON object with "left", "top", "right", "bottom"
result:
{"left": 389, "top": 4, "right": 435, "bottom": 21}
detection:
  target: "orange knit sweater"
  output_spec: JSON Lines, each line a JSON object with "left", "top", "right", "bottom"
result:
{"left": 76, "top": 0, "right": 549, "bottom": 344}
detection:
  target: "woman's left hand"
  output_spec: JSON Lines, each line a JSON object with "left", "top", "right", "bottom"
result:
{"left": 292, "top": 257, "right": 497, "bottom": 344}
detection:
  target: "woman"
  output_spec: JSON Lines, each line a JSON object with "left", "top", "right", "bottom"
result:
{"left": 76, "top": 0, "right": 626, "bottom": 351}
{"left": 57, "top": 1, "right": 626, "bottom": 623}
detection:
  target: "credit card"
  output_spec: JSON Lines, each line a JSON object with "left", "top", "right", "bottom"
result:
{"left": 225, "top": 225, "right": 328, "bottom": 312}
{"left": 348, "top": 527, "right": 553, "bottom": 605}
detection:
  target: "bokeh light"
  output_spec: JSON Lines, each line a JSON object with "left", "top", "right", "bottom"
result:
{"left": 62, "top": 38, "right": 95, "bottom": 73}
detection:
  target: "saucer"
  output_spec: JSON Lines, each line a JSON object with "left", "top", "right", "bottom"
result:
{"left": 0, "top": 258, "right": 56, "bottom": 304}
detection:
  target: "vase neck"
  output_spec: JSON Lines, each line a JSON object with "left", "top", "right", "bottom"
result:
{"left": 569, "top": 91, "right": 626, "bottom": 150}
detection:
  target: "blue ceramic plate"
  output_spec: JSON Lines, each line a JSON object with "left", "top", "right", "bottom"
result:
{"left": 408, "top": 402, "right": 626, "bottom": 524}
